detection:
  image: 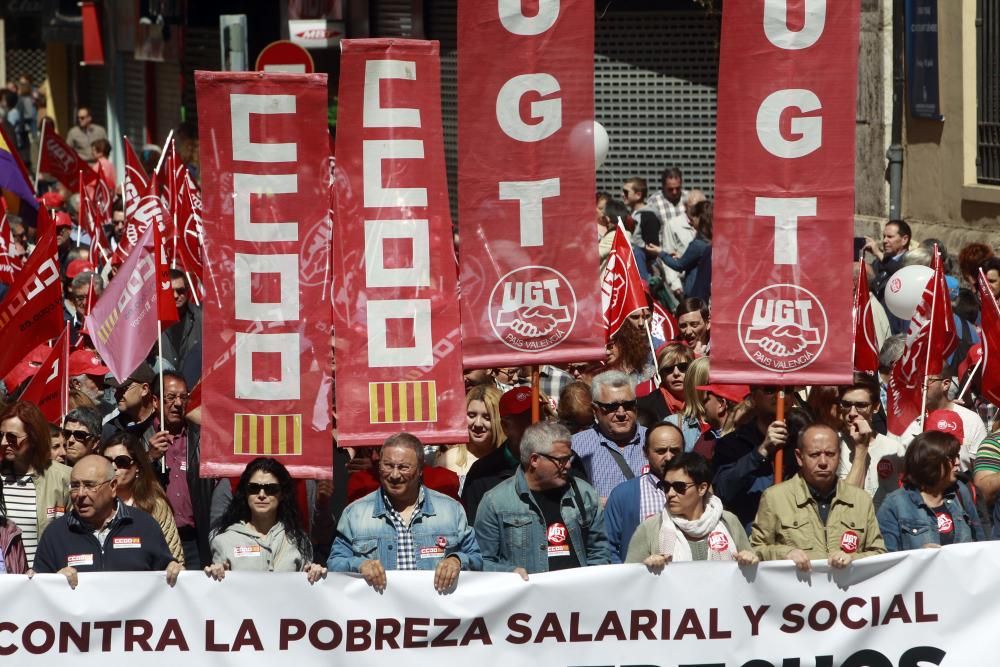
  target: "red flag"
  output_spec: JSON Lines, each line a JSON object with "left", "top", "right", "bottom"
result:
{"left": 79, "top": 175, "right": 112, "bottom": 266}
{"left": 927, "top": 245, "right": 958, "bottom": 375}
{"left": 174, "top": 169, "right": 205, "bottom": 289}
{"left": 651, "top": 300, "right": 678, "bottom": 343}
{"left": 0, "top": 224, "right": 63, "bottom": 379}
{"left": 978, "top": 270, "right": 1000, "bottom": 406}
{"left": 20, "top": 324, "right": 70, "bottom": 423}
{"left": 116, "top": 141, "right": 167, "bottom": 263}
{"left": 0, "top": 199, "right": 16, "bottom": 285}
{"left": 154, "top": 213, "right": 179, "bottom": 325}
{"left": 601, "top": 226, "right": 647, "bottom": 339}
{"left": 38, "top": 119, "right": 98, "bottom": 191}
{"left": 852, "top": 265, "right": 879, "bottom": 373}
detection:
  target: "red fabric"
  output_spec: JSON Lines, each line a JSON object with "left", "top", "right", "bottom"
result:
{"left": 709, "top": 1, "right": 858, "bottom": 385}
{"left": 0, "top": 199, "right": 16, "bottom": 285}
{"left": 20, "top": 325, "right": 69, "bottom": 423}
{"left": 978, "top": 272, "right": 1000, "bottom": 406}
{"left": 153, "top": 213, "right": 179, "bottom": 325}
{"left": 651, "top": 300, "right": 678, "bottom": 342}
{"left": 853, "top": 265, "right": 879, "bottom": 373}
{"left": 38, "top": 119, "right": 99, "bottom": 191}
{"left": 115, "top": 141, "right": 166, "bottom": 265}
{"left": 602, "top": 226, "right": 648, "bottom": 339}
{"left": 346, "top": 467, "right": 461, "bottom": 505}
{"left": 80, "top": 1, "right": 105, "bottom": 65}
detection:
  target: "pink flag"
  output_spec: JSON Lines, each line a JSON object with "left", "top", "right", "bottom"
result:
{"left": 85, "top": 224, "right": 159, "bottom": 383}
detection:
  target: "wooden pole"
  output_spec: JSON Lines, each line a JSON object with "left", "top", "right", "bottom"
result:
{"left": 774, "top": 387, "right": 786, "bottom": 483}
{"left": 157, "top": 319, "right": 166, "bottom": 473}
{"left": 531, "top": 365, "right": 541, "bottom": 424}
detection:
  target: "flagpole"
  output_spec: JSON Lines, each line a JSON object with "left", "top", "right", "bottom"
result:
{"left": 76, "top": 169, "right": 83, "bottom": 248}
{"left": 531, "top": 366, "right": 541, "bottom": 425}
{"left": 33, "top": 118, "right": 45, "bottom": 192}
{"left": 774, "top": 387, "right": 786, "bottom": 483}
{"left": 644, "top": 319, "right": 662, "bottom": 386}
{"left": 61, "top": 322, "right": 70, "bottom": 418}
{"left": 919, "top": 248, "right": 940, "bottom": 428}
{"left": 185, "top": 270, "right": 201, "bottom": 307}
{"left": 956, "top": 357, "right": 983, "bottom": 403}
{"left": 157, "top": 319, "right": 167, "bottom": 474}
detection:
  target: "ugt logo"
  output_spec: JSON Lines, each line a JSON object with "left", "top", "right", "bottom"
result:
{"left": 489, "top": 266, "right": 576, "bottom": 353}
{"left": 738, "top": 284, "right": 827, "bottom": 372}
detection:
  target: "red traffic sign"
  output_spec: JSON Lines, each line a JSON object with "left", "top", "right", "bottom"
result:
{"left": 255, "top": 40, "right": 315, "bottom": 74}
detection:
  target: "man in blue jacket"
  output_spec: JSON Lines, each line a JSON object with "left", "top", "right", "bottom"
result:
{"left": 475, "top": 421, "right": 610, "bottom": 578}
{"left": 328, "top": 432, "right": 481, "bottom": 593}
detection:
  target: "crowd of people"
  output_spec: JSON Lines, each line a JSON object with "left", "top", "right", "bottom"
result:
{"left": 1, "top": 122, "right": 999, "bottom": 596}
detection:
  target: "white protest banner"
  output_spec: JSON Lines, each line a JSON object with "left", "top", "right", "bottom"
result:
{"left": 1, "top": 544, "right": 993, "bottom": 665}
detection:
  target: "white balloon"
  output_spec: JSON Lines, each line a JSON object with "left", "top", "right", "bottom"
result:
{"left": 594, "top": 121, "right": 609, "bottom": 170}
{"left": 883, "top": 264, "right": 934, "bottom": 320}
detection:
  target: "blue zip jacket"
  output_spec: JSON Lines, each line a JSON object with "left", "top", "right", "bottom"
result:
{"left": 327, "top": 486, "right": 482, "bottom": 572}
{"left": 474, "top": 467, "right": 610, "bottom": 573}
{"left": 876, "top": 483, "right": 985, "bottom": 551}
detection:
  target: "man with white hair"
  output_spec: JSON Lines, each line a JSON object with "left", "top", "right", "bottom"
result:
{"left": 475, "top": 421, "right": 609, "bottom": 578}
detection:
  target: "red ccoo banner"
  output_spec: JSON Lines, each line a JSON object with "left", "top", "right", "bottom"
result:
{"left": 195, "top": 72, "right": 332, "bottom": 477}
{"left": 710, "top": 0, "right": 858, "bottom": 385}
{"left": 333, "top": 39, "right": 466, "bottom": 448}
{"left": 457, "top": 0, "right": 605, "bottom": 368}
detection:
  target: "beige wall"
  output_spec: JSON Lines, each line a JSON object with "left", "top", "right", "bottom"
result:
{"left": 900, "top": 0, "right": 1000, "bottom": 252}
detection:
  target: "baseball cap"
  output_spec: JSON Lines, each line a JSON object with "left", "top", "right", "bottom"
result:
{"left": 106, "top": 361, "right": 156, "bottom": 388}
{"left": 69, "top": 349, "right": 109, "bottom": 377}
{"left": 924, "top": 409, "right": 964, "bottom": 443}
{"left": 499, "top": 386, "right": 541, "bottom": 418}
{"left": 697, "top": 383, "right": 750, "bottom": 404}
{"left": 54, "top": 212, "right": 73, "bottom": 229}
{"left": 40, "top": 191, "right": 65, "bottom": 209}
{"left": 65, "top": 259, "right": 96, "bottom": 280}
{"left": 957, "top": 344, "right": 983, "bottom": 383}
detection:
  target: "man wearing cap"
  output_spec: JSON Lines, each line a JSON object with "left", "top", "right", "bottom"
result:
{"left": 328, "top": 433, "right": 481, "bottom": 592}
{"left": 68, "top": 349, "right": 113, "bottom": 416}
{"left": 572, "top": 370, "right": 648, "bottom": 502}
{"left": 461, "top": 385, "right": 544, "bottom": 523}
{"left": 835, "top": 374, "right": 905, "bottom": 511}
{"left": 604, "top": 421, "right": 684, "bottom": 562}
{"left": 101, "top": 362, "right": 160, "bottom": 446}
{"left": 61, "top": 408, "right": 102, "bottom": 466}
{"left": 476, "top": 421, "right": 609, "bottom": 577}
{"left": 897, "top": 370, "right": 987, "bottom": 472}
{"left": 751, "top": 424, "right": 886, "bottom": 570}
{"left": 33, "top": 455, "right": 182, "bottom": 587}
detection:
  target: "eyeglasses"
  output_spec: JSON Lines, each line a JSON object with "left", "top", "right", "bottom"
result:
{"left": 379, "top": 462, "right": 416, "bottom": 475}
{"left": 594, "top": 399, "right": 637, "bottom": 413}
{"left": 69, "top": 479, "right": 112, "bottom": 493}
{"left": 0, "top": 431, "right": 27, "bottom": 446}
{"left": 163, "top": 393, "right": 190, "bottom": 404}
{"left": 103, "top": 454, "right": 134, "bottom": 469}
{"left": 566, "top": 363, "right": 589, "bottom": 376}
{"left": 247, "top": 482, "right": 282, "bottom": 496}
{"left": 838, "top": 399, "right": 872, "bottom": 411}
{"left": 660, "top": 362, "right": 690, "bottom": 374}
{"left": 663, "top": 480, "right": 697, "bottom": 495}
{"left": 70, "top": 293, "right": 89, "bottom": 304}
{"left": 538, "top": 452, "right": 575, "bottom": 468}
{"left": 62, "top": 428, "right": 93, "bottom": 442}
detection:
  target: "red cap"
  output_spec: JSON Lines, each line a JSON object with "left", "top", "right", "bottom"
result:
{"left": 40, "top": 191, "right": 65, "bottom": 209}
{"left": 958, "top": 344, "right": 983, "bottom": 383}
{"left": 499, "top": 386, "right": 540, "bottom": 417}
{"left": 69, "top": 349, "right": 109, "bottom": 377}
{"left": 697, "top": 383, "right": 751, "bottom": 404}
{"left": 66, "top": 259, "right": 95, "bottom": 280}
{"left": 54, "top": 211, "right": 73, "bottom": 229}
{"left": 924, "top": 409, "right": 964, "bottom": 443}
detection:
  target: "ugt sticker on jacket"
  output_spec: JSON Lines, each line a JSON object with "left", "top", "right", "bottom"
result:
{"left": 331, "top": 39, "right": 466, "bottom": 448}
{"left": 195, "top": 71, "right": 333, "bottom": 477}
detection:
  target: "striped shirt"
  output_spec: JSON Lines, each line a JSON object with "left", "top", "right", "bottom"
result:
{"left": 973, "top": 436, "right": 1000, "bottom": 475}
{"left": 4, "top": 474, "right": 39, "bottom": 565}
{"left": 572, "top": 424, "right": 648, "bottom": 500}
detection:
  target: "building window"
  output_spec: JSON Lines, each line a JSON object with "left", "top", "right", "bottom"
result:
{"left": 978, "top": 0, "right": 1000, "bottom": 185}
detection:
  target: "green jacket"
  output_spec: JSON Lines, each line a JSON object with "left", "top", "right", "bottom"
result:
{"left": 750, "top": 475, "right": 886, "bottom": 562}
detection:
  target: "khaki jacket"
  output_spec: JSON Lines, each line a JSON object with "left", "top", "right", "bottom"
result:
{"left": 750, "top": 475, "right": 886, "bottom": 562}
{"left": 33, "top": 463, "right": 73, "bottom": 538}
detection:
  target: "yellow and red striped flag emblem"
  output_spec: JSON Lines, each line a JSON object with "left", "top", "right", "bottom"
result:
{"left": 368, "top": 381, "right": 437, "bottom": 424}
{"left": 233, "top": 413, "right": 302, "bottom": 456}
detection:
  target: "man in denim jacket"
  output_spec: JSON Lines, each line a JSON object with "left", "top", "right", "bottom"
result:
{"left": 328, "top": 433, "right": 482, "bottom": 592}
{"left": 475, "top": 421, "right": 610, "bottom": 578}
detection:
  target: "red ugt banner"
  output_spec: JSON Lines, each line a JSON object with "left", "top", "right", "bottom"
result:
{"left": 710, "top": 1, "right": 858, "bottom": 384}
{"left": 457, "top": 0, "right": 605, "bottom": 367}
{"left": 196, "top": 72, "right": 332, "bottom": 477}
{"left": 333, "top": 39, "right": 466, "bottom": 447}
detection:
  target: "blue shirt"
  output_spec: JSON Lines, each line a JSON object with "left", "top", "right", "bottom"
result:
{"left": 571, "top": 423, "right": 648, "bottom": 499}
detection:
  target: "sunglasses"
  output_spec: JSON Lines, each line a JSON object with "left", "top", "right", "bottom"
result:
{"left": 62, "top": 428, "right": 93, "bottom": 442}
{"left": 172, "top": 287, "right": 188, "bottom": 295}
{"left": 663, "top": 481, "right": 697, "bottom": 495}
{"left": 594, "top": 399, "right": 637, "bottom": 413}
{"left": 660, "top": 362, "right": 690, "bottom": 374}
{"left": 0, "top": 431, "right": 27, "bottom": 446}
{"left": 104, "top": 454, "right": 134, "bottom": 469}
{"left": 247, "top": 482, "right": 282, "bottom": 496}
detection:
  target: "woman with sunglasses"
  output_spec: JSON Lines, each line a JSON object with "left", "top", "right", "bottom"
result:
{"left": 206, "top": 457, "right": 326, "bottom": 582}
{"left": 626, "top": 453, "right": 757, "bottom": 567}
{"left": 98, "top": 432, "right": 184, "bottom": 564}
{"left": 0, "top": 401, "right": 72, "bottom": 567}
{"left": 638, "top": 343, "right": 693, "bottom": 424}
{"left": 876, "top": 431, "right": 985, "bottom": 551}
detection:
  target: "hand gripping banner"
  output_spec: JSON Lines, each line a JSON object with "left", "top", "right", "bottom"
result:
{"left": 457, "top": 0, "right": 605, "bottom": 367}
{"left": 710, "top": 0, "right": 859, "bottom": 384}
{"left": 333, "top": 39, "right": 466, "bottom": 448}
{"left": 195, "top": 72, "right": 332, "bottom": 477}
